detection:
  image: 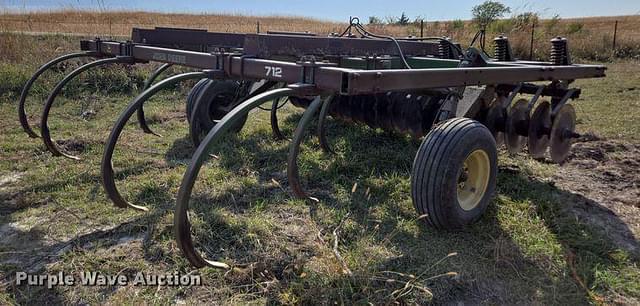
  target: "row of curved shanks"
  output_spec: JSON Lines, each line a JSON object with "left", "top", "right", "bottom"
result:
{"left": 19, "top": 52, "right": 307, "bottom": 211}
{"left": 100, "top": 76, "right": 301, "bottom": 214}
{"left": 101, "top": 71, "right": 208, "bottom": 211}
{"left": 19, "top": 49, "right": 315, "bottom": 161}
{"left": 98, "top": 79, "right": 332, "bottom": 269}
{"left": 40, "top": 57, "right": 135, "bottom": 160}
{"left": 21, "top": 53, "right": 338, "bottom": 270}
{"left": 18, "top": 51, "right": 97, "bottom": 138}
{"left": 173, "top": 87, "right": 314, "bottom": 269}
{"left": 19, "top": 55, "right": 173, "bottom": 158}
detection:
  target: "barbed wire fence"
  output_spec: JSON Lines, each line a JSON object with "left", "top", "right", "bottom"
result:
{"left": 0, "top": 16, "right": 635, "bottom": 60}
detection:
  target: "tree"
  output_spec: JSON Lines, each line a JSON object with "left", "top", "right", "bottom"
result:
{"left": 368, "top": 16, "right": 383, "bottom": 25}
{"left": 545, "top": 14, "right": 561, "bottom": 33}
{"left": 513, "top": 12, "right": 539, "bottom": 30}
{"left": 452, "top": 19, "right": 465, "bottom": 30}
{"left": 385, "top": 15, "right": 398, "bottom": 24}
{"left": 397, "top": 12, "right": 410, "bottom": 26}
{"left": 471, "top": 1, "right": 510, "bottom": 29}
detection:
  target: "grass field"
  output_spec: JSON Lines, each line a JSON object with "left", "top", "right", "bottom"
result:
{"left": 0, "top": 20, "right": 639, "bottom": 305}
{"left": 1, "top": 11, "right": 639, "bottom": 60}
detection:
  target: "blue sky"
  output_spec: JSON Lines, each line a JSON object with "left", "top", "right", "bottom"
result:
{"left": 2, "top": 0, "right": 639, "bottom": 21}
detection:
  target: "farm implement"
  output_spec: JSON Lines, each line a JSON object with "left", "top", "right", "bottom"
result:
{"left": 17, "top": 19, "right": 606, "bottom": 269}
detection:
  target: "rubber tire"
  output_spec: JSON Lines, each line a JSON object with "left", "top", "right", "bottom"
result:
{"left": 411, "top": 117, "right": 497, "bottom": 230}
{"left": 189, "top": 80, "right": 249, "bottom": 147}
{"left": 186, "top": 78, "right": 212, "bottom": 123}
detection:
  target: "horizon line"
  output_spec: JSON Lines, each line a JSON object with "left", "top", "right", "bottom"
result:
{"left": 1, "top": 8, "right": 639, "bottom": 23}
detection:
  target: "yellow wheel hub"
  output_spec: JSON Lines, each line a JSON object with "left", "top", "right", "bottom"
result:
{"left": 457, "top": 149, "right": 490, "bottom": 211}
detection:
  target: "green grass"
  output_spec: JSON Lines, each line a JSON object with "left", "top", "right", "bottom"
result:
{"left": 0, "top": 36, "right": 639, "bottom": 304}
{"left": 573, "top": 60, "right": 640, "bottom": 140}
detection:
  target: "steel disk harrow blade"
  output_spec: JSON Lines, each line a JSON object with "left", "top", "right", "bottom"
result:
{"left": 550, "top": 104, "right": 577, "bottom": 163}
{"left": 505, "top": 99, "right": 529, "bottom": 154}
{"left": 484, "top": 99, "right": 506, "bottom": 146}
{"left": 528, "top": 100, "right": 552, "bottom": 159}
{"left": 290, "top": 92, "right": 446, "bottom": 138}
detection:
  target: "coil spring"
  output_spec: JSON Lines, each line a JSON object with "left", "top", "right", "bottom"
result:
{"left": 438, "top": 38, "right": 452, "bottom": 59}
{"left": 493, "top": 36, "right": 510, "bottom": 61}
{"left": 550, "top": 37, "right": 570, "bottom": 65}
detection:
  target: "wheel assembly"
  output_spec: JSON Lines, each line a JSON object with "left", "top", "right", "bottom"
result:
{"left": 188, "top": 80, "right": 250, "bottom": 146}
{"left": 550, "top": 104, "right": 578, "bottom": 163}
{"left": 186, "top": 78, "right": 212, "bottom": 123}
{"left": 411, "top": 118, "right": 497, "bottom": 229}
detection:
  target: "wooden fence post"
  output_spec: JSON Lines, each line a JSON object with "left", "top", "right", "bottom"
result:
{"left": 612, "top": 20, "right": 618, "bottom": 54}
{"left": 529, "top": 21, "right": 535, "bottom": 60}
{"left": 420, "top": 19, "right": 424, "bottom": 37}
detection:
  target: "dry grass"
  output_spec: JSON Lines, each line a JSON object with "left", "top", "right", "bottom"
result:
{"left": 0, "top": 10, "right": 345, "bottom": 36}
{"left": 0, "top": 11, "right": 639, "bottom": 60}
{"left": 0, "top": 25, "right": 639, "bottom": 304}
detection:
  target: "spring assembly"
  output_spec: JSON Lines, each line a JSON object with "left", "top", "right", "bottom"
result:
{"left": 438, "top": 37, "right": 452, "bottom": 59}
{"left": 493, "top": 36, "right": 513, "bottom": 61}
{"left": 550, "top": 37, "right": 571, "bottom": 65}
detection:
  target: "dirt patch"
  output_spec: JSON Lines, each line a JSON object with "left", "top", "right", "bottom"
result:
{"left": 0, "top": 172, "right": 30, "bottom": 214}
{"left": 146, "top": 111, "right": 187, "bottom": 125}
{"left": 0, "top": 172, "right": 23, "bottom": 188}
{"left": 80, "top": 110, "right": 96, "bottom": 120}
{"left": 0, "top": 218, "right": 144, "bottom": 275}
{"left": 552, "top": 138, "right": 640, "bottom": 255}
{"left": 55, "top": 138, "right": 88, "bottom": 153}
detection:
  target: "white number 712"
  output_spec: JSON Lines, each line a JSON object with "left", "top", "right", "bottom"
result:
{"left": 265, "top": 66, "right": 283, "bottom": 78}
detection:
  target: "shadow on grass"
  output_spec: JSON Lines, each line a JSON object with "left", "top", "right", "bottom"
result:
{"left": 0, "top": 160, "right": 159, "bottom": 216}
{"left": 192, "top": 112, "right": 638, "bottom": 303}
{"left": 499, "top": 171, "right": 639, "bottom": 301}
{"left": 0, "top": 183, "right": 186, "bottom": 304}
{"left": 2, "top": 108, "right": 637, "bottom": 304}
{"left": 150, "top": 109, "right": 637, "bottom": 303}
{"left": 280, "top": 169, "right": 636, "bottom": 303}
{"left": 1, "top": 145, "right": 188, "bottom": 302}
{"left": 163, "top": 135, "right": 195, "bottom": 166}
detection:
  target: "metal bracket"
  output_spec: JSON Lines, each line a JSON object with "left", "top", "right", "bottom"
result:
{"left": 551, "top": 88, "right": 577, "bottom": 117}
{"left": 203, "top": 69, "right": 226, "bottom": 79}
{"left": 238, "top": 54, "right": 256, "bottom": 79}
{"left": 94, "top": 37, "right": 102, "bottom": 55}
{"left": 287, "top": 83, "right": 319, "bottom": 96}
{"left": 525, "top": 85, "right": 545, "bottom": 112}
{"left": 297, "top": 56, "right": 336, "bottom": 85}
{"left": 114, "top": 55, "right": 136, "bottom": 64}
{"left": 119, "top": 41, "right": 134, "bottom": 57}
{"left": 502, "top": 83, "right": 523, "bottom": 109}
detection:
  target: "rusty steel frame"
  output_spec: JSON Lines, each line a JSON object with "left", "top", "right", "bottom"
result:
{"left": 78, "top": 36, "right": 605, "bottom": 96}
{"left": 18, "top": 26, "right": 608, "bottom": 270}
